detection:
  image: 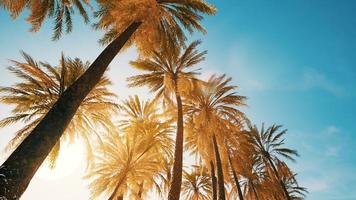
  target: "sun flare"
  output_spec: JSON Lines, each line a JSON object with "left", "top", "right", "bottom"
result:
{"left": 37, "top": 142, "right": 85, "bottom": 181}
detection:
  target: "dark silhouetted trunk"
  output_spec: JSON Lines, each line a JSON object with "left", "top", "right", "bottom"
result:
{"left": 227, "top": 153, "right": 244, "bottom": 200}
{"left": 137, "top": 182, "right": 143, "bottom": 199}
{"left": 210, "top": 160, "right": 217, "bottom": 200}
{"left": 168, "top": 92, "right": 184, "bottom": 200}
{"left": 212, "top": 134, "right": 226, "bottom": 200}
{"left": 251, "top": 181, "right": 259, "bottom": 200}
{"left": 267, "top": 158, "right": 291, "bottom": 200}
{"left": 0, "top": 21, "right": 142, "bottom": 200}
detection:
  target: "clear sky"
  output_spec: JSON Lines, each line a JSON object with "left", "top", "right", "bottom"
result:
{"left": 0, "top": 0, "right": 356, "bottom": 199}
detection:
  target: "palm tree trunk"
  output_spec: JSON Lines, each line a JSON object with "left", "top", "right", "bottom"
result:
{"left": 0, "top": 21, "right": 142, "bottom": 199}
{"left": 251, "top": 181, "right": 259, "bottom": 200}
{"left": 168, "top": 93, "right": 184, "bottom": 200}
{"left": 227, "top": 154, "right": 244, "bottom": 200}
{"left": 108, "top": 179, "right": 124, "bottom": 200}
{"left": 212, "top": 134, "right": 226, "bottom": 200}
{"left": 267, "top": 158, "right": 291, "bottom": 200}
{"left": 137, "top": 182, "right": 143, "bottom": 199}
{"left": 210, "top": 160, "right": 217, "bottom": 200}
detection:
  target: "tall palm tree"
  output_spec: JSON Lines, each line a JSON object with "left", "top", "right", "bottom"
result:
{"left": 247, "top": 123, "right": 299, "bottom": 200}
{"left": 127, "top": 40, "right": 206, "bottom": 200}
{"left": 223, "top": 120, "right": 247, "bottom": 200}
{"left": 1, "top": 0, "right": 90, "bottom": 40}
{"left": 185, "top": 75, "right": 246, "bottom": 200}
{"left": 182, "top": 166, "right": 212, "bottom": 200}
{"left": 0, "top": 52, "right": 118, "bottom": 168}
{"left": 0, "top": 1, "right": 215, "bottom": 198}
{"left": 86, "top": 96, "right": 174, "bottom": 200}
{"left": 274, "top": 161, "right": 307, "bottom": 200}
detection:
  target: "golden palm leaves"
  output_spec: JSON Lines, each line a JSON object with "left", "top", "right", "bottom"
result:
{"left": 182, "top": 166, "right": 212, "bottom": 200}
{"left": 1, "top": 0, "right": 90, "bottom": 40}
{"left": 95, "top": 0, "right": 216, "bottom": 54}
{"left": 0, "top": 52, "right": 118, "bottom": 168}
{"left": 86, "top": 96, "right": 174, "bottom": 200}
{"left": 127, "top": 40, "right": 206, "bottom": 100}
{"left": 185, "top": 74, "right": 246, "bottom": 165}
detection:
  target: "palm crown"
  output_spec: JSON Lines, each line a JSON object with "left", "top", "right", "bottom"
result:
{"left": 1, "top": 0, "right": 90, "bottom": 40}
{"left": 86, "top": 96, "right": 174, "bottom": 200}
{"left": 246, "top": 123, "right": 300, "bottom": 200}
{"left": 247, "top": 123, "right": 299, "bottom": 163}
{"left": 128, "top": 40, "right": 206, "bottom": 100}
{"left": 95, "top": 0, "right": 216, "bottom": 54}
{"left": 182, "top": 166, "right": 212, "bottom": 200}
{"left": 185, "top": 75, "right": 246, "bottom": 163}
{"left": 0, "top": 52, "right": 118, "bottom": 167}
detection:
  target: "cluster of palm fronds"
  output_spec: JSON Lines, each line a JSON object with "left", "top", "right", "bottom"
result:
{"left": 0, "top": 0, "right": 306, "bottom": 199}
{"left": 0, "top": 41, "right": 306, "bottom": 200}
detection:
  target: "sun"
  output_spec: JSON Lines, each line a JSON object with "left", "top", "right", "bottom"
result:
{"left": 36, "top": 141, "right": 85, "bottom": 181}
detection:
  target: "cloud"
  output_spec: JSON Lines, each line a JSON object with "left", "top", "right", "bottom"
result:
{"left": 299, "top": 68, "right": 344, "bottom": 96}
{"left": 325, "top": 146, "right": 339, "bottom": 157}
{"left": 325, "top": 125, "right": 340, "bottom": 135}
{"left": 303, "top": 179, "right": 329, "bottom": 192}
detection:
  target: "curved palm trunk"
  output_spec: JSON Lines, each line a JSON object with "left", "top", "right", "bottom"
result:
{"left": 267, "top": 158, "right": 291, "bottom": 200}
{"left": 0, "top": 21, "right": 142, "bottom": 199}
{"left": 168, "top": 93, "right": 184, "bottom": 200}
{"left": 227, "top": 154, "right": 244, "bottom": 200}
{"left": 210, "top": 160, "right": 217, "bottom": 200}
{"left": 212, "top": 134, "right": 226, "bottom": 200}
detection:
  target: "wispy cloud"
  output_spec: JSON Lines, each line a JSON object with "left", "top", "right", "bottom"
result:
{"left": 325, "top": 146, "right": 339, "bottom": 157}
{"left": 299, "top": 68, "right": 344, "bottom": 96}
{"left": 303, "top": 179, "right": 329, "bottom": 192}
{"left": 325, "top": 125, "right": 340, "bottom": 135}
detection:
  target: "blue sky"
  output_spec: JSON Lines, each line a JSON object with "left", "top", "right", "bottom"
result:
{"left": 0, "top": 0, "right": 356, "bottom": 199}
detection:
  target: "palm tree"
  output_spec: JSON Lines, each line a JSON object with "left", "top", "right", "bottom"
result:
{"left": 182, "top": 166, "right": 212, "bottom": 200}
{"left": 0, "top": 52, "right": 117, "bottom": 168}
{"left": 227, "top": 151, "right": 244, "bottom": 200}
{"left": 127, "top": 40, "right": 206, "bottom": 200}
{"left": 0, "top": 1, "right": 215, "bottom": 198}
{"left": 274, "top": 161, "right": 307, "bottom": 200}
{"left": 239, "top": 156, "right": 266, "bottom": 200}
{"left": 247, "top": 123, "right": 299, "bottom": 200}
{"left": 1, "top": 0, "right": 90, "bottom": 40}
{"left": 152, "top": 159, "right": 174, "bottom": 199}
{"left": 223, "top": 120, "right": 247, "bottom": 200}
{"left": 86, "top": 96, "right": 174, "bottom": 200}
{"left": 185, "top": 75, "right": 246, "bottom": 200}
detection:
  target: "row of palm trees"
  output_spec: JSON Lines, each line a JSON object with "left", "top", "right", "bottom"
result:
{"left": 0, "top": 0, "right": 306, "bottom": 199}
{"left": 0, "top": 42, "right": 306, "bottom": 199}
{"left": 0, "top": 0, "right": 216, "bottom": 198}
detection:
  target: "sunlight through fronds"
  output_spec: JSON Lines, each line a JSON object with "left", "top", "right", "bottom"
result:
{"left": 95, "top": 0, "right": 216, "bottom": 55}
{"left": 182, "top": 166, "right": 212, "bottom": 200}
{"left": 86, "top": 96, "right": 174, "bottom": 200}
{"left": 0, "top": 52, "right": 118, "bottom": 168}
{"left": 128, "top": 40, "right": 205, "bottom": 102}
{"left": 185, "top": 74, "right": 246, "bottom": 167}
